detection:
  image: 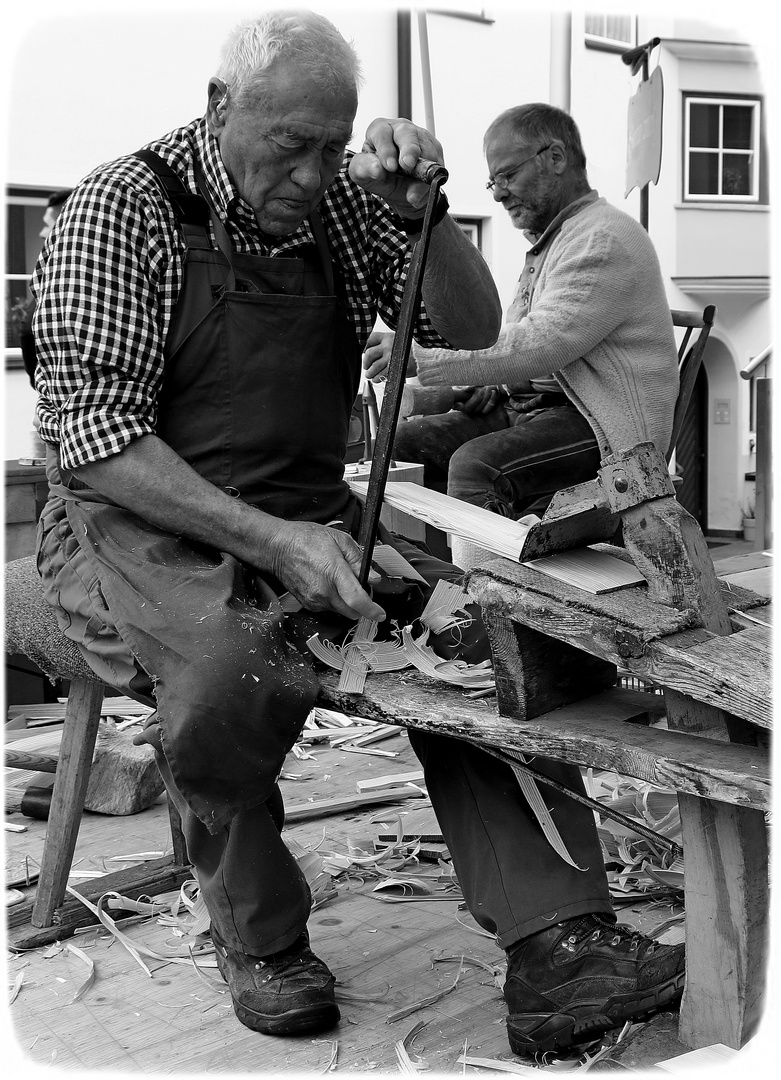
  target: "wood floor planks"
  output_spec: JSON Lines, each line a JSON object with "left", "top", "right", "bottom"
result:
{"left": 6, "top": 719, "right": 698, "bottom": 1073}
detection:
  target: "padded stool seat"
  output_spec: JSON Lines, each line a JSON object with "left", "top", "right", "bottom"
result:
{"left": 5, "top": 556, "right": 102, "bottom": 683}
{"left": 5, "top": 556, "right": 187, "bottom": 936}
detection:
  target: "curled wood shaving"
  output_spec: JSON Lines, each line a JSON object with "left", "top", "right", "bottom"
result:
{"left": 395, "top": 1019, "right": 431, "bottom": 1072}
{"left": 318, "top": 1040, "right": 338, "bottom": 1074}
{"left": 187, "top": 945, "right": 227, "bottom": 993}
{"left": 65, "top": 943, "right": 95, "bottom": 1002}
{"left": 8, "top": 968, "right": 25, "bottom": 1005}
{"left": 335, "top": 983, "right": 391, "bottom": 1004}
{"left": 395, "top": 1039, "right": 422, "bottom": 1073}
{"left": 305, "top": 578, "right": 495, "bottom": 692}
{"left": 433, "top": 954, "right": 504, "bottom": 979}
{"left": 400, "top": 627, "right": 495, "bottom": 688}
{"left": 65, "top": 887, "right": 218, "bottom": 973}
{"left": 386, "top": 957, "right": 464, "bottom": 1023}
{"left": 338, "top": 617, "right": 378, "bottom": 693}
{"left": 504, "top": 750, "right": 585, "bottom": 871}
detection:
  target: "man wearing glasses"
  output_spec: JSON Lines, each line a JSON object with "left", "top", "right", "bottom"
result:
{"left": 370, "top": 102, "right": 678, "bottom": 525}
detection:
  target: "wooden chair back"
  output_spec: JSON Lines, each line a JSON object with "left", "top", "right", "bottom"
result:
{"left": 668, "top": 304, "right": 717, "bottom": 463}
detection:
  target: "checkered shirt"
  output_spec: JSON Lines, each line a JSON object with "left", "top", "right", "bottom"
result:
{"left": 32, "top": 117, "right": 446, "bottom": 470}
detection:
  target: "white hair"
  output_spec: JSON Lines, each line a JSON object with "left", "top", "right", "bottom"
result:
{"left": 216, "top": 10, "right": 363, "bottom": 109}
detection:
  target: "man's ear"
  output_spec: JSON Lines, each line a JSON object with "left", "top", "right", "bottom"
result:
{"left": 547, "top": 140, "right": 568, "bottom": 175}
{"left": 206, "top": 78, "right": 229, "bottom": 135}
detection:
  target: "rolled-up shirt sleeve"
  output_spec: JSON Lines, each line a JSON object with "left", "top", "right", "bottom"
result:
{"left": 33, "top": 172, "right": 180, "bottom": 470}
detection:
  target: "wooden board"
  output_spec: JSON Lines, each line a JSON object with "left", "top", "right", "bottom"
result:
{"left": 467, "top": 560, "right": 772, "bottom": 727}
{"left": 344, "top": 462, "right": 426, "bottom": 540}
{"left": 318, "top": 673, "right": 770, "bottom": 811}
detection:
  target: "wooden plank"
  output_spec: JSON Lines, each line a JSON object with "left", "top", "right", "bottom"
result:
{"left": 714, "top": 550, "right": 773, "bottom": 579}
{"left": 284, "top": 787, "right": 425, "bottom": 822}
{"left": 467, "top": 564, "right": 771, "bottom": 727}
{"left": 349, "top": 479, "right": 533, "bottom": 559}
{"left": 7, "top": 856, "right": 193, "bottom": 950}
{"left": 318, "top": 673, "right": 770, "bottom": 810}
{"left": 356, "top": 770, "right": 424, "bottom": 792}
{"left": 344, "top": 462, "right": 426, "bottom": 540}
{"left": 522, "top": 547, "right": 646, "bottom": 593}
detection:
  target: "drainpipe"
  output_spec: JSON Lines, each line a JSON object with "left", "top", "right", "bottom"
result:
{"left": 397, "top": 10, "right": 412, "bottom": 119}
{"left": 417, "top": 10, "right": 436, "bottom": 135}
{"left": 549, "top": 12, "right": 572, "bottom": 112}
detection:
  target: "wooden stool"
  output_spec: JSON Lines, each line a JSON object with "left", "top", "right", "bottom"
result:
{"left": 5, "top": 556, "right": 189, "bottom": 940}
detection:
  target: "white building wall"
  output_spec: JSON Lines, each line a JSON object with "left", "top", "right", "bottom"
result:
{"left": 4, "top": 2, "right": 774, "bottom": 537}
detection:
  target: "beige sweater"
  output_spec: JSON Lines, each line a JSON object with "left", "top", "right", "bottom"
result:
{"left": 414, "top": 195, "right": 679, "bottom": 458}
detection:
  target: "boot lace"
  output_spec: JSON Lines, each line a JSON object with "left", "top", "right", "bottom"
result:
{"left": 564, "top": 914, "right": 653, "bottom": 954}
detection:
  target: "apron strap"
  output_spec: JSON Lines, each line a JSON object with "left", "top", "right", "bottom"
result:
{"left": 192, "top": 160, "right": 237, "bottom": 292}
{"left": 309, "top": 211, "right": 335, "bottom": 296}
{"left": 133, "top": 149, "right": 213, "bottom": 251}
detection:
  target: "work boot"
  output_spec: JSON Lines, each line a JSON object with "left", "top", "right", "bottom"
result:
{"left": 211, "top": 926, "right": 340, "bottom": 1036}
{"left": 504, "top": 913, "right": 685, "bottom": 1057}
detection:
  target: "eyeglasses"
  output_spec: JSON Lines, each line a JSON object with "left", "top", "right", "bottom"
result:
{"left": 486, "top": 145, "right": 551, "bottom": 191}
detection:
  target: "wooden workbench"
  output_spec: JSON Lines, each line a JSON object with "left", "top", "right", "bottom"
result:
{"left": 321, "top": 444, "right": 772, "bottom": 1054}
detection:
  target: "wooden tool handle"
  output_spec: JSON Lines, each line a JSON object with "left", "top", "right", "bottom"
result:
{"left": 411, "top": 159, "right": 449, "bottom": 185}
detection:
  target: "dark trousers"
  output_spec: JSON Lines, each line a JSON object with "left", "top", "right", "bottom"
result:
{"left": 394, "top": 403, "right": 601, "bottom": 517}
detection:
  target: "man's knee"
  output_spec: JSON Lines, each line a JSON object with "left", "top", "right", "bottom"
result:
{"left": 393, "top": 416, "right": 435, "bottom": 461}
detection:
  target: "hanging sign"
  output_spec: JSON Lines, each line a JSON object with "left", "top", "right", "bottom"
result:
{"left": 625, "top": 66, "right": 664, "bottom": 196}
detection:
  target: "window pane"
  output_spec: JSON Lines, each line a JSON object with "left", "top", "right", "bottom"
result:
{"left": 605, "top": 16, "right": 631, "bottom": 42}
{"left": 722, "top": 154, "right": 751, "bottom": 195}
{"left": 5, "top": 205, "right": 27, "bottom": 275}
{"left": 689, "top": 103, "right": 720, "bottom": 148}
{"left": 6, "top": 280, "right": 32, "bottom": 349}
{"left": 585, "top": 15, "right": 605, "bottom": 36}
{"left": 689, "top": 152, "right": 718, "bottom": 194}
{"left": 723, "top": 105, "right": 753, "bottom": 149}
{"left": 585, "top": 13, "right": 632, "bottom": 43}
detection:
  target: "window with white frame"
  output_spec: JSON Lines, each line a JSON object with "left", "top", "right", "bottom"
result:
{"left": 584, "top": 13, "right": 636, "bottom": 50}
{"left": 5, "top": 189, "right": 51, "bottom": 367}
{"left": 453, "top": 217, "right": 483, "bottom": 251}
{"left": 684, "top": 96, "right": 761, "bottom": 202}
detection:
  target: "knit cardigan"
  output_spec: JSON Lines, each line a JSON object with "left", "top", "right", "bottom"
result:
{"left": 414, "top": 195, "right": 679, "bottom": 459}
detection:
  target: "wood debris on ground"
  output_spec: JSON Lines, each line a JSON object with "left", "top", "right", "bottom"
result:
{"left": 586, "top": 770, "right": 685, "bottom": 902}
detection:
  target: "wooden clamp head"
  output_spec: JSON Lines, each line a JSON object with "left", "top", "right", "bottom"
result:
{"left": 598, "top": 442, "right": 675, "bottom": 514}
{"left": 599, "top": 443, "right": 732, "bottom": 634}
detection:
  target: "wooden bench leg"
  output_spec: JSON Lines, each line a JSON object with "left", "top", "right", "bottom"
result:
{"left": 32, "top": 678, "right": 105, "bottom": 928}
{"left": 677, "top": 793, "right": 768, "bottom": 1050}
{"left": 482, "top": 608, "right": 616, "bottom": 720}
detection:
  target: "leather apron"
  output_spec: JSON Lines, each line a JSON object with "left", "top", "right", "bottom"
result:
{"left": 49, "top": 155, "right": 366, "bottom": 832}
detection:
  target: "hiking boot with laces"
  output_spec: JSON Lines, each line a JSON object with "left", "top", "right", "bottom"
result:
{"left": 211, "top": 926, "right": 340, "bottom": 1036}
{"left": 504, "top": 913, "right": 685, "bottom": 1056}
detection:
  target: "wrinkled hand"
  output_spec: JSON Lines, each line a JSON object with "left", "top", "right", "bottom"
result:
{"left": 269, "top": 520, "right": 385, "bottom": 623}
{"left": 453, "top": 386, "right": 503, "bottom": 414}
{"left": 362, "top": 330, "right": 396, "bottom": 381}
{"left": 349, "top": 117, "right": 445, "bottom": 218}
